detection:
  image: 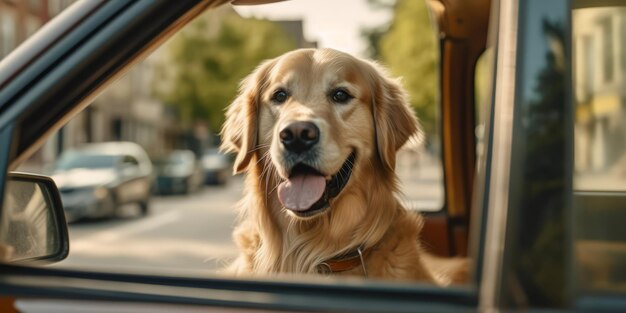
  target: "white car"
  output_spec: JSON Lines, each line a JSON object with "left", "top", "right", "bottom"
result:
{"left": 52, "top": 142, "right": 153, "bottom": 222}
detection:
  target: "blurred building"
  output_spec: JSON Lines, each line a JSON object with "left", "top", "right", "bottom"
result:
{"left": 4, "top": 1, "right": 315, "bottom": 172}
{"left": 573, "top": 8, "right": 626, "bottom": 174}
{"left": 58, "top": 54, "right": 172, "bottom": 157}
{"left": 1, "top": 0, "right": 75, "bottom": 172}
{"left": 0, "top": 0, "right": 73, "bottom": 57}
{"left": 276, "top": 20, "right": 317, "bottom": 48}
{"left": 1, "top": 0, "right": 177, "bottom": 172}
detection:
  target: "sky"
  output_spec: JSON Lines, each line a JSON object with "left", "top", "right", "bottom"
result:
{"left": 233, "top": 0, "right": 393, "bottom": 57}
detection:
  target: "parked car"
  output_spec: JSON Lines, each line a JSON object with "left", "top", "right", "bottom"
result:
{"left": 153, "top": 150, "right": 203, "bottom": 194}
{"left": 52, "top": 142, "right": 153, "bottom": 222}
{"left": 0, "top": 0, "right": 625, "bottom": 312}
{"left": 201, "top": 148, "right": 231, "bottom": 185}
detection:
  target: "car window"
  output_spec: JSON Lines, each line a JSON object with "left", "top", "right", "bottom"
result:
{"left": 3, "top": 0, "right": 476, "bottom": 292}
{"left": 122, "top": 155, "right": 139, "bottom": 166}
{"left": 572, "top": 3, "right": 626, "bottom": 295}
{"left": 56, "top": 152, "right": 117, "bottom": 170}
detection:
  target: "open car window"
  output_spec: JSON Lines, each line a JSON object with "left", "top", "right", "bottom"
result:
{"left": 3, "top": 0, "right": 456, "bottom": 279}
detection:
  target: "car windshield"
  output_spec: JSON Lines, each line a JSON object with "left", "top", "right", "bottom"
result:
{"left": 169, "top": 153, "right": 190, "bottom": 165}
{"left": 203, "top": 149, "right": 222, "bottom": 158}
{"left": 56, "top": 152, "right": 118, "bottom": 170}
{"left": 155, "top": 153, "right": 190, "bottom": 166}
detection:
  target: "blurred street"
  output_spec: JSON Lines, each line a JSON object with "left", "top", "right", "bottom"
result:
{"left": 397, "top": 151, "right": 444, "bottom": 212}
{"left": 52, "top": 157, "right": 443, "bottom": 276}
{"left": 55, "top": 177, "right": 244, "bottom": 276}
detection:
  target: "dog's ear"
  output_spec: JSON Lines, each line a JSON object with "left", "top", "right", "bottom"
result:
{"left": 368, "top": 62, "right": 421, "bottom": 172}
{"left": 221, "top": 60, "right": 275, "bottom": 174}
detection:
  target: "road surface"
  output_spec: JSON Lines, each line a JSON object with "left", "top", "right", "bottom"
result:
{"left": 56, "top": 177, "right": 244, "bottom": 276}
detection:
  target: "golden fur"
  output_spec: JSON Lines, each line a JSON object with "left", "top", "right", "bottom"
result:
{"left": 221, "top": 48, "right": 466, "bottom": 285}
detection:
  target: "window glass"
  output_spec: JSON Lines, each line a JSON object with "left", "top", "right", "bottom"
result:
{"left": 122, "top": 156, "right": 139, "bottom": 166}
{"left": 573, "top": 4, "right": 626, "bottom": 294}
{"left": 56, "top": 152, "right": 117, "bottom": 170}
{"left": 9, "top": 0, "right": 459, "bottom": 287}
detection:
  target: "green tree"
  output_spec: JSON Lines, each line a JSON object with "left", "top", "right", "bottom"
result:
{"left": 375, "top": 0, "right": 438, "bottom": 134}
{"left": 154, "top": 10, "right": 296, "bottom": 132}
{"left": 518, "top": 19, "right": 567, "bottom": 306}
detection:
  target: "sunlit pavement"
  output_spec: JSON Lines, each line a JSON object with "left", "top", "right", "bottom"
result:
{"left": 54, "top": 176, "right": 244, "bottom": 276}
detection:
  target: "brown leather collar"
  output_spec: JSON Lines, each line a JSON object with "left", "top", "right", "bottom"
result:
{"left": 317, "top": 246, "right": 370, "bottom": 276}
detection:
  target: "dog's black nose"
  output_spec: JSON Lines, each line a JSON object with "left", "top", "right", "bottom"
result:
{"left": 280, "top": 121, "right": 320, "bottom": 153}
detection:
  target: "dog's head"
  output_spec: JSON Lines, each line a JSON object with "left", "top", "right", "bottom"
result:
{"left": 221, "top": 48, "right": 419, "bottom": 219}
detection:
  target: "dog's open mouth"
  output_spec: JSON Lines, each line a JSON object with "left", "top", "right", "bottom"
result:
{"left": 277, "top": 152, "right": 356, "bottom": 217}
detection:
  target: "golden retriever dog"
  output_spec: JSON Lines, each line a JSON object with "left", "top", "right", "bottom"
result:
{"left": 221, "top": 48, "right": 467, "bottom": 285}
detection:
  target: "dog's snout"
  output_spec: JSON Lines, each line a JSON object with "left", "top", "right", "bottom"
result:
{"left": 280, "top": 121, "right": 320, "bottom": 153}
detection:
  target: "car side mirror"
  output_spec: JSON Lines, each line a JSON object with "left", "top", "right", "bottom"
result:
{"left": 0, "top": 172, "right": 69, "bottom": 264}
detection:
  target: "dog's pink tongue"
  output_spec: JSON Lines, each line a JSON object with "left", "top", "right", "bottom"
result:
{"left": 278, "top": 173, "right": 326, "bottom": 211}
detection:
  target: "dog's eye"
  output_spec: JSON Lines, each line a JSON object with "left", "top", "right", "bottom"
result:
{"left": 271, "top": 89, "right": 289, "bottom": 104}
{"left": 330, "top": 89, "right": 353, "bottom": 104}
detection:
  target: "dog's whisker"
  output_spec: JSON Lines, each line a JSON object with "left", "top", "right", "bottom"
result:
{"left": 338, "top": 167, "right": 346, "bottom": 183}
{"left": 265, "top": 168, "right": 272, "bottom": 193}
{"left": 266, "top": 158, "right": 278, "bottom": 201}
{"left": 337, "top": 159, "right": 349, "bottom": 182}
{"left": 346, "top": 158, "right": 355, "bottom": 168}
{"left": 344, "top": 156, "right": 356, "bottom": 172}
{"left": 247, "top": 144, "right": 271, "bottom": 154}
{"left": 255, "top": 153, "right": 268, "bottom": 165}
{"left": 260, "top": 157, "right": 269, "bottom": 177}
{"left": 259, "top": 154, "right": 272, "bottom": 178}
{"left": 268, "top": 181, "right": 281, "bottom": 195}
{"left": 254, "top": 151, "right": 271, "bottom": 167}
{"left": 268, "top": 165, "right": 283, "bottom": 195}
{"left": 261, "top": 156, "right": 274, "bottom": 207}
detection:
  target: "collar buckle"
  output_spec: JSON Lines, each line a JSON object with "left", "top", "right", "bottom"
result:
{"left": 357, "top": 245, "right": 368, "bottom": 278}
{"left": 317, "top": 262, "right": 332, "bottom": 275}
